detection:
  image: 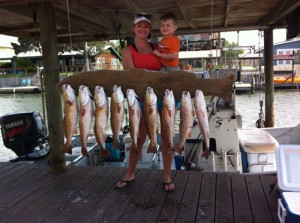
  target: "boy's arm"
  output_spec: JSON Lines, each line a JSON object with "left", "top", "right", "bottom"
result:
{"left": 153, "top": 50, "right": 178, "bottom": 60}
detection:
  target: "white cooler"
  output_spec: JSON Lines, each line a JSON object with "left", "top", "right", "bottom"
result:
{"left": 123, "top": 134, "right": 157, "bottom": 168}
{"left": 238, "top": 128, "right": 279, "bottom": 173}
{"left": 276, "top": 145, "right": 300, "bottom": 223}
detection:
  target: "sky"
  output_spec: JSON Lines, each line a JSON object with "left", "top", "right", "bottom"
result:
{"left": 0, "top": 34, "right": 18, "bottom": 47}
{"left": 220, "top": 28, "right": 287, "bottom": 48}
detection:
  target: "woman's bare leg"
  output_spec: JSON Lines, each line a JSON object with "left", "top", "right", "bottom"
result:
{"left": 116, "top": 118, "right": 147, "bottom": 188}
{"left": 160, "top": 112, "right": 175, "bottom": 191}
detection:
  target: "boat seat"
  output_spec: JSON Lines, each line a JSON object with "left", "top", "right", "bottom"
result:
{"left": 238, "top": 128, "right": 279, "bottom": 153}
{"left": 21, "top": 79, "right": 27, "bottom": 86}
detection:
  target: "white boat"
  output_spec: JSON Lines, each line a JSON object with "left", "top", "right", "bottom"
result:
{"left": 63, "top": 94, "right": 300, "bottom": 175}
{"left": 0, "top": 86, "right": 41, "bottom": 93}
{"left": 2, "top": 69, "right": 299, "bottom": 175}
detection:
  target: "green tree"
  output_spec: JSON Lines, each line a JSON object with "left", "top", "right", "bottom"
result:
{"left": 11, "top": 38, "right": 119, "bottom": 57}
{"left": 11, "top": 38, "right": 41, "bottom": 55}
{"left": 223, "top": 41, "right": 244, "bottom": 68}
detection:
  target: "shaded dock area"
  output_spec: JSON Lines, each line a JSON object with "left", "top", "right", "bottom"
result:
{"left": 0, "top": 162, "right": 279, "bottom": 222}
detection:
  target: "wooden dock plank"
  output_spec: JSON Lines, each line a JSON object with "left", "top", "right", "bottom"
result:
{"left": 63, "top": 167, "right": 126, "bottom": 223}
{"left": 0, "top": 166, "right": 78, "bottom": 222}
{"left": 231, "top": 173, "right": 253, "bottom": 222}
{"left": 0, "top": 162, "right": 17, "bottom": 172}
{"left": 246, "top": 174, "right": 274, "bottom": 223}
{"left": 49, "top": 167, "right": 117, "bottom": 222}
{"left": 260, "top": 174, "right": 280, "bottom": 223}
{"left": 137, "top": 171, "right": 174, "bottom": 223}
{"left": 99, "top": 169, "right": 153, "bottom": 223}
{"left": 196, "top": 172, "right": 217, "bottom": 222}
{"left": 157, "top": 170, "right": 188, "bottom": 222}
{"left": 118, "top": 169, "right": 162, "bottom": 223}
{"left": 0, "top": 162, "right": 33, "bottom": 183}
{"left": 7, "top": 166, "right": 100, "bottom": 222}
{"left": 0, "top": 165, "right": 50, "bottom": 208}
{"left": 176, "top": 171, "right": 203, "bottom": 223}
{"left": 0, "top": 164, "right": 48, "bottom": 194}
{"left": 0, "top": 163, "right": 280, "bottom": 223}
{"left": 215, "top": 173, "right": 234, "bottom": 223}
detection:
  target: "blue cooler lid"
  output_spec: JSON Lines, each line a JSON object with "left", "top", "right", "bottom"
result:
{"left": 276, "top": 145, "right": 300, "bottom": 192}
{"left": 282, "top": 192, "right": 300, "bottom": 215}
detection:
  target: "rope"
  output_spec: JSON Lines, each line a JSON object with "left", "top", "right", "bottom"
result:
{"left": 209, "top": 0, "right": 213, "bottom": 65}
{"left": 66, "top": 0, "right": 75, "bottom": 67}
{"left": 256, "top": 30, "right": 265, "bottom": 128}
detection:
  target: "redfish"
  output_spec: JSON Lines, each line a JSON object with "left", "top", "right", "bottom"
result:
{"left": 94, "top": 86, "right": 109, "bottom": 157}
{"left": 78, "top": 85, "right": 94, "bottom": 157}
{"left": 110, "top": 85, "right": 124, "bottom": 149}
{"left": 194, "top": 90, "right": 210, "bottom": 158}
{"left": 175, "top": 91, "right": 194, "bottom": 155}
{"left": 126, "top": 89, "right": 142, "bottom": 154}
{"left": 62, "top": 84, "right": 78, "bottom": 155}
{"left": 144, "top": 87, "right": 158, "bottom": 153}
{"left": 161, "top": 89, "right": 176, "bottom": 154}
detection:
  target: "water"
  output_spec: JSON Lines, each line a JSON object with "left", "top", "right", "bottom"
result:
{"left": 0, "top": 94, "right": 46, "bottom": 161}
{"left": 235, "top": 90, "right": 300, "bottom": 128}
{"left": 1, "top": 90, "right": 300, "bottom": 162}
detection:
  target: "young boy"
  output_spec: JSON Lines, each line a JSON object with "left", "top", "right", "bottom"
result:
{"left": 153, "top": 12, "right": 180, "bottom": 72}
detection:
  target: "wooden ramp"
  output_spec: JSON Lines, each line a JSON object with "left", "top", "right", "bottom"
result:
{"left": 0, "top": 162, "right": 279, "bottom": 222}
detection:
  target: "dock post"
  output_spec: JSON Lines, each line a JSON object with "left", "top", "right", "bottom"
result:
{"left": 264, "top": 27, "right": 275, "bottom": 127}
{"left": 39, "top": 2, "right": 66, "bottom": 172}
{"left": 251, "top": 75, "right": 255, "bottom": 94}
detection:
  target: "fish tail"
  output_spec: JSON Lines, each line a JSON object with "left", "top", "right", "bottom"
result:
{"left": 112, "top": 140, "right": 120, "bottom": 149}
{"left": 100, "top": 148, "right": 110, "bottom": 158}
{"left": 165, "top": 147, "right": 174, "bottom": 155}
{"left": 174, "top": 144, "right": 184, "bottom": 155}
{"left": 98, "top": 141, "right": 106, "bottom": 150}
{"left": 202, "top": 148, "right": 209, "bottom": 159}
{"left": 147, "top": 142, "right": 158, "bottom": 153}
{"left": 81, "top": 146, "right": 89, "bottom": 157}
{"left": 62, "top": 142, "right": 72, "bottom": 155}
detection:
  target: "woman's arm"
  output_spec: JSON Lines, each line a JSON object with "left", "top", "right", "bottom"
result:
{"left": 122, "top": 47, "right": 135, "bottom": 69}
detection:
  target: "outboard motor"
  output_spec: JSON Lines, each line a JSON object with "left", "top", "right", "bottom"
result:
{"left": 0, "top": 111, "right": 49, "bottom": 159}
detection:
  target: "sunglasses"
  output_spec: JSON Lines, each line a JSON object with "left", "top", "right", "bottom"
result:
{"left": 135, "top": 13, "right": 152, "bottom": 21}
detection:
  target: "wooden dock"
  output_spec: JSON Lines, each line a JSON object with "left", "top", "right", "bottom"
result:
{"left": 0, "top": 162, "right": 279, "bottom": 222}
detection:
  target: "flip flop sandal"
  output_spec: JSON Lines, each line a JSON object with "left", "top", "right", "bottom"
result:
{"left": 162, "top": 181, "right": 175, "bottom": 192}
{"left": 115, "top": 178, "right": 135, "bottom": 189}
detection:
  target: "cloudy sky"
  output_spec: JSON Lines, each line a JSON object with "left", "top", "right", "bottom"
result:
{"left": 221, "top": 28, "right": 287, "bottom": 47}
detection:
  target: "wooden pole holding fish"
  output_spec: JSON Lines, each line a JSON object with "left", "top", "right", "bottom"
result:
{"left": 39, "top": 2, "right": 66, "bottom": 172}
{"left": 56, "top": 70, "right": 234, "bottom": 104}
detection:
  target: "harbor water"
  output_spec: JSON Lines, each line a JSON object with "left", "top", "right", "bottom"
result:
{"left": 1, "top": 90, "right": 300, "bottom": 162}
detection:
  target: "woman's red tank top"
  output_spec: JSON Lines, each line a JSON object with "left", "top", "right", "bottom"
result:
{"left": 129, "top": 44, "right": 161, "bottom": 71}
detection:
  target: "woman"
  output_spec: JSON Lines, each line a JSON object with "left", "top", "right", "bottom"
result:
{"left": 115, "top": 13, "right": 175, "bottom": 192}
